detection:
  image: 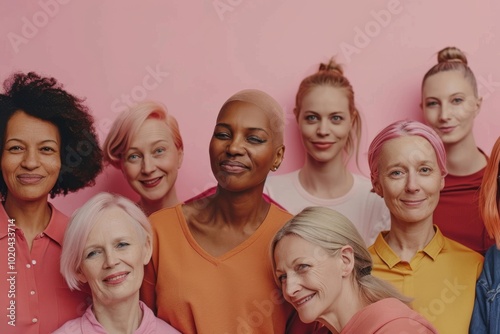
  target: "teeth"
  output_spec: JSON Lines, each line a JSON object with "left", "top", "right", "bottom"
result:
{"left": 297, "top": 294, "right": 314, "bottom": 305}
{"left": 106, "top": 274, "right": 126, "bottom": 282}
{"left": 143, "top": 178, "right": 160, "bottom": 185}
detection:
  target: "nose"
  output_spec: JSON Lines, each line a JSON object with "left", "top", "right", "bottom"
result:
{"left": 405, "top": 172, "right": 420, "bottom": 193}
{"left": 225, "top": 136, "right": 245, "bottom": 156}
{"left": 283, "top": 274, "right": 301, "bottom": 299}
{"left": 103, "top": 250, "right": 120, "bottom": 269}
{"left": 20, "top": 149, "right": 41, "bottom": 170}
{"left": 316, "top": 119, "right": 330, "bottom": 136}
{"left": 439, "top": 103, "right": 452, "bottom": 121}
{"left": 141, "top": 154, "right": 156, "bottom": 174}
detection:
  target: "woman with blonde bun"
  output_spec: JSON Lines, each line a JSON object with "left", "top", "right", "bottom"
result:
{"left": 265, "top": 58, "right": 389, "bottom": 246}
{"left": 421, "top": 46, "right": 494, "bottom": 254}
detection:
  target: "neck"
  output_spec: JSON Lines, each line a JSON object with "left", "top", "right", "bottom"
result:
{"left": 92, "top": 296, "right": 143, "bottom": 334}
{"left": 320, "top": 279, "right": 368, "bottom": 333}
{"left": 205, "top": 185, "right": 270, "bottom": 229}
{"left": 3, "top": 196, "right": 51, "bottom": 235}
{"left": 139, "top": 189, "right": 179, "bottom": 216}
{"left": 444, "top": 133, "right": 486, "bottom": 175}
{"left": 300, "top": 155, "right": 354, "bottom": 198}
{"left": 385, "top": 217, "right": 435, "bottom": 262}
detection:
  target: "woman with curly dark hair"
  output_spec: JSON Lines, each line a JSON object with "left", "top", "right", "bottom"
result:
{"left": 0, "top": 71, "right": 102, "bottom": 334}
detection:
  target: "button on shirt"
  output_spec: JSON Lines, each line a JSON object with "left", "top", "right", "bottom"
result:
{"left": 0, "top": 203, "right": 90, "bottom": 334}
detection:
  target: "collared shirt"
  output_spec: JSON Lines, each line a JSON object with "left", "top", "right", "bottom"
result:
{"left": 53, "top": 301, "right": 180, "bottom": 333}
{"left": 369, "top": 226, "right": 484, "bottom": 334}
{"left": 0, "top": 203, "right": 90, "bottom": 334}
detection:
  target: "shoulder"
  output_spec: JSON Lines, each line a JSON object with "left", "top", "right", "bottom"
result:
{"left": 268, "top": 203, "right": 293, "bottom": 221}
{"left": 265, "top": 170, "right": 299, "bottom": 189}
{"left": 51, "top": 317, "right": 83, "bottom": 334}
{"left": 442, "top": 235, "right": 484, "bottom": 262}
{"left": 148, "top": 204, "right": 183, "bottom": 227}
{"left": 140, "top": 301, "right": 181, "bottom": 333}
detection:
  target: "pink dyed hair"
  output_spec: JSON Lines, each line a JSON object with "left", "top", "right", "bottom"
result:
{"left": 103, "top": 101, "right": 183, "bottom": 169}
{"left": 60, "top": 192, "right": 152, "bottom": 291}
{"left": 368, "top": 120, "right": 447, "bottom": 184}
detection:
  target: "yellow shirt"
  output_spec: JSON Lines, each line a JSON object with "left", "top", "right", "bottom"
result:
{"left": 369, "top": 226, "right": 483, "bottom": 334}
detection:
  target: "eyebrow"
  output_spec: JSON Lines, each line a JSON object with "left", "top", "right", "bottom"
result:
{"left": 215, "top": 123, "right": 270, "bottom": 134}
{"left": 5, "top": 138, "right": 59, "bottom": 145}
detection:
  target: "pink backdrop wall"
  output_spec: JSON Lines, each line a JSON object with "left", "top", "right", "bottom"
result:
{"left": 1, "top": 0, "right": 499, "bottom": 216}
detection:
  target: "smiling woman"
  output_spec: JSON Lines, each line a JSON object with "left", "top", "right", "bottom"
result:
{"left": 367, "top": 119, "right": 484, "bottom": 333}
{"left": 420, "top": 46, "right": 494, "bottom": 254}
{"left": 54, "top": 192, "right": 179, "bottom": 334}
{"left": 271, "top": 206, "right": 437, "bottom": 334}
{"left": 265, "top": 57, "right": 389, "bottom": 246}
{"left": 103, "top": 101, "right": 184, "bottom": 216}
{"left": 0, "top": 71, "right": 103, "bottom": 334}
{"left": 140, "top": 89, "right": 314, "bottom": 334}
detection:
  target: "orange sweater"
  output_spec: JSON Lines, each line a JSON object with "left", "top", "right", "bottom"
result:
{"left": 141, "top": 203, "right": 310, "bottom": 334}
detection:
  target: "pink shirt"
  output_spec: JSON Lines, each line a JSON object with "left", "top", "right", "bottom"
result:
{"left": 0, "top": 203, "right": 90, "bottom": 334}
{"left": 52, "top": 301, "right": 180, "bottom": 333}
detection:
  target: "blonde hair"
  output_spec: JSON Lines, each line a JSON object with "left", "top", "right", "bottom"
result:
{"left": 103, "top": 101, "right": 183, "bottom": 169}
{"left": 271, "top": 206, "right": 411, "bottom": 305}
{"left": 422, "top": 46, "right": 478, "bottom": 96}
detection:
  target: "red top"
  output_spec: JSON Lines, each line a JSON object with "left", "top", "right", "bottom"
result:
{"left": 0, "top": 203, "right": 90, "bottom": 334}
{"left": 433, "top": 165, "right": 495, "bottom": 255}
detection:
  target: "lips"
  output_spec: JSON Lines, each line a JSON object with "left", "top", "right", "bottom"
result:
{"left": 293, "top": 293, "right": 316, "bottom": 307}
{"left": 220, "top": 160, "right": 248, "bottom": 173}
{"left": 438, "top": 126, "right": 456, "bottom": 134}
{"left": 311, "top": 142, "right": 334, "bottom": 150}
{"left": 103, "top": 272, "right": 129, "bottom": 285}
{"left": 401, "top": 199, "right": 426, "bottom": 206}
{"left": 17, "top": 174, "right": 44, "bottom": 185}
{"left": 140, "top": 176, "right": 163, "bottom": 188}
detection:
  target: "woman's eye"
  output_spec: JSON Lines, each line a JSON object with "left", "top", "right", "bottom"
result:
{"left": 117, "top": 242, "right": 130, "bottom": 249}
{"left": 154, "top": 147, "right": 166, "bottom": 155}
{"left": 214, "top": 132, "right": 230, "bottom": 140}
{"left": 425, "top": 101, "right": 438, "bottom": 107}
{"left": 451, "top": 98, "right": 464, "bottom": 104}
{"left": 305, "top": 115, "right": 318, "bottom": 122}
{"left": 7, "top": 145, "right": 23, "bottom": 152}
{"left": 420, "top": 167, "right": 432, "bottom": 174}
{"left": 331, "top": 115, "right": 343, "bottom": 122}
{"left": 127, "top": 153, "right": 141, "bottom": 162}
{"left": 40, "top": 146, "right": 56, "bottom": 153}
{"left": 248, "top": 136, "right": 266, "bottom": 144}
{"left": 389, "top": 170, "right": 403, "bottom": 177}
{"left": 278, "top": 274, "right": 287, "bottom": 283}
{"left": 86, "top": 250, "right": 98, "bottom": 259}
{"left": 296, "top": 264, "right": 310, "bottom": 272}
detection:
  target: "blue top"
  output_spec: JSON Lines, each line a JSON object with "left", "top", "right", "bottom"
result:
{"left": 470, "top": 245, "right": 500, "bottom": 333}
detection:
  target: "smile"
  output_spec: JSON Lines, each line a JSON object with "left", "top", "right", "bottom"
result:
{"left": 17, "top": 174, "right": 44, "bottom": 185}
{"left": 140, "top": 177, "right": 163, "bottom": 187}
{"left": 220, "top": 161, "right": 248, "bottom": 173}
{"left": 295, "top": 293, "right": 315, "bottom": 307}
{"left": 103, "top": 272, "right": 129, "bottom": 284}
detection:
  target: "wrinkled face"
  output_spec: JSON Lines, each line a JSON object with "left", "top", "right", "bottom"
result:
{"left": 274, "top": 235, "right": 347, "bottom": 326}
{"left": 1, "top": 111, "right": 61, "bottom": 202}
{"left": 422, "top": 70, "right": 481, "bottom": 146}
{"left": 298, "top": 86, "right": 352, "bottom": 163}
{"left": 121, "top": 118, "right": 183, "bottom": 204}
{"left": 373, "top": 136, "right": 445, "bottom": 226}
{"left": 209, "top": 101, "right": 284, "bottom": 191}
{"left": 77, "top": 207, "right": 151, "bottom": 307}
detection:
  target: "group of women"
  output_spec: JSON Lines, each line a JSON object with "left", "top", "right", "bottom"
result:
{"left": 0, "top": 45, "right": 498, "bottom": 334}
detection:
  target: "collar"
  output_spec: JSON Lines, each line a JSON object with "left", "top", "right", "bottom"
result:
{"left": 0, "top": 202, "right": 68, "bottom": 246}
{"left": 373, "top": 225, "right": 445, "bottom": 268}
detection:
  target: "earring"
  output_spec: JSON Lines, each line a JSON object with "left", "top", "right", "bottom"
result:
{"left": 272, "top": 167, "right": 278, "bottom": 172}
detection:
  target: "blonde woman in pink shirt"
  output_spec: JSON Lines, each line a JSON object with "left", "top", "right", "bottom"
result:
{"left": 54, "top": 192, "right": 179, "bottom": 334}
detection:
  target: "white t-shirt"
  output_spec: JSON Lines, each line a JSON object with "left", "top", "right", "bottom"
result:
{"left": 264, "top": 170, "right": 390, "bottom": 246}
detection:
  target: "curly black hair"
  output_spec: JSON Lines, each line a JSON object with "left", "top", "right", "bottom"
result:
{"left": 0, "top": 72, "right": 103, "bottom": 199}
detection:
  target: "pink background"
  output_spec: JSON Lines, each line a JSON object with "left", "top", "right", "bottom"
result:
{"left": 1, "top": 0, "right": 499, "bottom": 216}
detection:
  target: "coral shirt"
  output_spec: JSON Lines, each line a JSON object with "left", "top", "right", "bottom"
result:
{"left": 341, "top": 298, "right": 438, "bottom": 333}
{"left": 0, "top": 203, "right": 90, "bottom": 334}
{"left": 141, "top": 203, "right": 312, "bottom": 334}
{"left": 369, "top": 226, "right": 483, "bottom": 334}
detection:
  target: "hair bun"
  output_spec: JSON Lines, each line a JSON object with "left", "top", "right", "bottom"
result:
{"left": 318, "top": 58, "right": 344, "bottom": 75}
{"left": 437, "top": 46, "right": 468, "bottom": 65}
